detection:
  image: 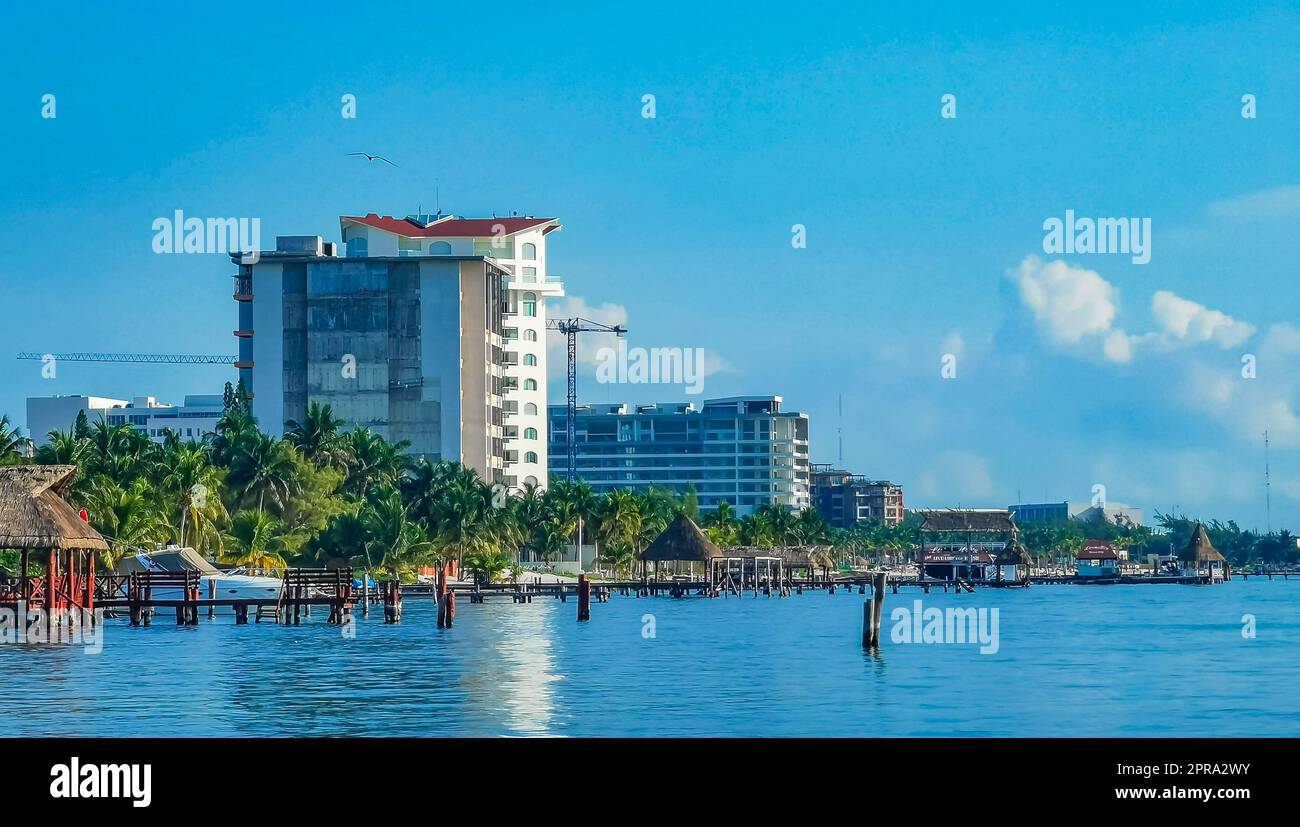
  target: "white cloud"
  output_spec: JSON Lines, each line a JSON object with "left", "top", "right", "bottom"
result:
{"left": 1183, "top": 327, "right": 1300, "bottom": 448}
{"left": 1261, "top": 322, "right": 1300, "bottom": 356}
{"left": 1010, "top": 255, "right": 1117, "bottom": 346}
{"left": 941, "top": 330, "right": 965, "bottom": 359}
{"left": 1151, "top": 290, "right": 1254, "bottom": 348}
{"left": 547, "top": 295, "right": 734, "bottom": 384}
{"left": 700, "top": 351, "right": 734, "bottom": 378}
{"left": 545, "top": 296, "right": 630, "bottom": 368}
{"left": 1008, "top": 255, "right": 1256, "bottom": 363}
{"left": 1206, "top": 185, "right": 1300, "bottom": 221}
{"left": 1102, "top": 330, "right": 1134, "bottom": 363}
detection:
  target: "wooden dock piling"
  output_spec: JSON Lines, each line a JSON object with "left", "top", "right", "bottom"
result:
{"left": 577, "top": 574, "right": 591, "bottom": 621}
{"left": 383, "top": 581, "right": 402, "bottom": 624}
{"left": 862, "top": 571, "right": 887, "bottom": 649}
{"left": 436, "top": 589, "right": 455, "bottom": 628}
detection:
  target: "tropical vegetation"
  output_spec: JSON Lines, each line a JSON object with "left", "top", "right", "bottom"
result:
{"left": 0, "top": 391, "right": 1295, "bottom": 578}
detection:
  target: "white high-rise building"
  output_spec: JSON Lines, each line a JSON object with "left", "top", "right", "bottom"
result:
{"left": 338, "top": 213, "right": 563, "bottom": 490}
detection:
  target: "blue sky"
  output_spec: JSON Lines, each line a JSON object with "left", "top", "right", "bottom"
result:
{"left": 2, "top": 2, "right": 1298, "bottom": 528}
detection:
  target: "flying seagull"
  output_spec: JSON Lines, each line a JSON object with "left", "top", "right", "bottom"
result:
{"left": 347, "top": 152, "right": 398, "bottom": 167}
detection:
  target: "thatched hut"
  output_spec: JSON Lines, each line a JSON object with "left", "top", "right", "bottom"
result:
{"left": 0, "top": 465, "right": 108, "bottom": 617}
{"left": 641, "top": 513, "right": 721, "bottom": 580}
{"left": 1179, "top": 522, "right": 1228, "bottom": 581}
{"left": 994, "top": 534, "right": 1032, "bottom": 584}
{"left": 917, "top": 509, "right": 1016, "bottom": 581}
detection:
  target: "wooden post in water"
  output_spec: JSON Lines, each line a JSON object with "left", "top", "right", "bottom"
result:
{"left": 871, "top": 571, "right": 886, "bottom": 646}
{"left": 208, "top": 578, "right": 217, "bottom": 620}
{"left": 362, "top": 570, "right": 370, "bottom": 618}
{"left": 577, "top": 574, "right": 591, "bottom": 621}
{"left": 862, "top": 600, "right": 874, "bottom": 649}
{"left": 862, "top": 572, "right": 887, "bottom": 649}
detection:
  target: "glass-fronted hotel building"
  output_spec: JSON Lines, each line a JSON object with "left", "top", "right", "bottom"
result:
{"left": 548, "top": 395, "right": 810, "bottom": 514}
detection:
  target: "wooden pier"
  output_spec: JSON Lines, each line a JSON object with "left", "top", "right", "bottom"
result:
{"left": 78, "top": 567, "right": 357, "bottom": 626}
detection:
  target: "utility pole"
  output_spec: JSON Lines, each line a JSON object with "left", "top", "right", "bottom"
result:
{"left": 1265, "top": 429, "right": 1272, "bottom": 534}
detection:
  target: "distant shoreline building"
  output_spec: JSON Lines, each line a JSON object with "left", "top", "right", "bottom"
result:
{"left": 1009, "top": 500, "right": 1143, "bottom": 527}
{"left": 26, "top": 394, "right": 224, "bottom": 445}
{"left": 548, "top": 396, "right": 810, "bottom": 514}
{"left": 1076, "top": 539, "right": 1120, "bottom": 577}
{"left": 809, "top": 464, "right": 904, "bottom": 527}
{"left": 916, "top": 509, "right": 1017, "bottom": 582}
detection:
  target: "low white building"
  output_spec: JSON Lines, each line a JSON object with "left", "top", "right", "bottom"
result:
{"left": 27, "top": 394, "right": 225, "bottom": 445}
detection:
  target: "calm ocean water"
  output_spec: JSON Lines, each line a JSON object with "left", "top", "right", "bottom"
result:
{"left": 3, "top": 579, "right": 1297, "bottom": 737}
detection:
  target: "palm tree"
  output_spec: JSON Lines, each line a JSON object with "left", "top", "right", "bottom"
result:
{"left": 83, "top": 420, "right": 154, "bottom": 483}
{"left": 430, "top": 467, "right": 493, "bottom": 570}
{"left": 756, "top": 504, "right": 797, "bottom": 545}
{"left": 531, "top": 519, "right": 570, "bottom": 566}
{"left": 0, "top": 415, "right": 30, "bottom": 464}
{"left": 79, "top": 477, "right": 170, "bottom": 568}
{"left": 738, "top": 511, "right": 774, "bottom": 546}
{"left": 566, "top": 480, "right": 600, "bottom": 565}
{"left": 344, "top": 427, "right": 410, "bottom": 495}
{"left": 704, "top": 500, "right": 739, "bottom": 546}
{"left": 222, "top": 510, "right": 289, "bottom": 572}
{"left": 596, "top": 490, "right": 643, "bottom": 573}
{"left": 544, "top": 484, "right": 580, "bottom": 554}
{"left": 312, "top": 510, "right": 369, "bottom": 568}
{"left": 161, "top": 440, "right": 228, "bottom": 553}
{"left": 512, "top": 482, "right": 549, "bottom": 563}
{"left": 35, "top": 429, "right": 86, "bottom": 466}
{"left": 401, "top": 458, "right": 460, "bottom": 526}
{"left": 284, "top": 402, "right": 352, "bottom": 469}
{"left": 228, "top": 433, "right": 303, "bottom": 512}
{"left": 209, "top": 408, "right": 259, "bottom": 468}
{"left": 792, "top": 507, "right": 831, "bottom": 545}
{"left": 361, "top": 487, "right": 434, "bottom": 579}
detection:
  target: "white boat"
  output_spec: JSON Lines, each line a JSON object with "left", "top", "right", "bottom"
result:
{"left": 118, "top": 546, "right": 286, "bottom": 613}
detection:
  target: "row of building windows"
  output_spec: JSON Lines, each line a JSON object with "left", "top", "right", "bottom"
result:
{"left": 344, "top": 237, "right": 539, "bottom": 261}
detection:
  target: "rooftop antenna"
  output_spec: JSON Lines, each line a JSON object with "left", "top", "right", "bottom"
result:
{"left": 837, "top": 393, "right": 843, "bottom": 465}
{"left": 1265, "top": 429, "right": 1272, "bottom": 533}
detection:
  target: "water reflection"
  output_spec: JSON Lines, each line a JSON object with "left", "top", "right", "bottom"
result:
{"left": 460, "top": 604, "right": 561, "bottom": 736}
{"left": 1, "top": 582, "right": 1298, "bottom": 737}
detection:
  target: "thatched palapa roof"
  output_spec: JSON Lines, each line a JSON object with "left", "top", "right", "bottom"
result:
{"left": 641, "top": 514, "right": 722, "bottom": 562}
{"left": 0, "top": 465, "right": 108, "bottom": 551}
{"left": 920, "top": 509, "right": 1016, "bottom": 533}
{"left": 996, "top": 535, "right": 1032, "bottom": 566}
{"left": 1179, "top": 523, "right": 1226, "bottom": 564}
